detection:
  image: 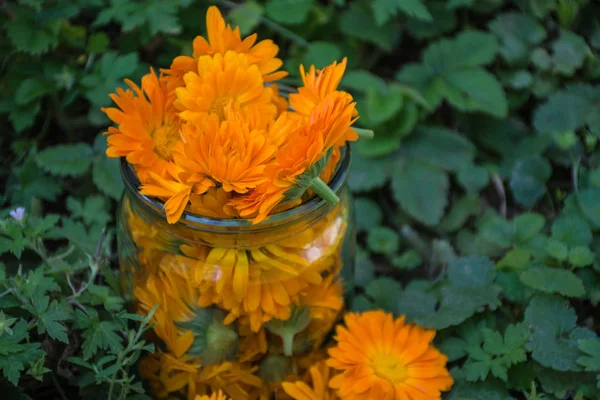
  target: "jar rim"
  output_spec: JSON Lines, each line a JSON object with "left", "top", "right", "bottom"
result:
{"left": 120, "top": 144, "right": 352, "bottom": 231}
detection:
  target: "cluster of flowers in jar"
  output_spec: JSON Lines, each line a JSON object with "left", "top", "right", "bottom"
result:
{"left": 107, "top": 6, "right": 454, "bottom": 400}
{"left": 103, "top": 5, "right": 367, "bottom": 225}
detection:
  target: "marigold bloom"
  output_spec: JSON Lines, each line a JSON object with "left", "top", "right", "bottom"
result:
{"left": 176, "top": 116, "right": 277, "bottom": 194}
{"left": 164, "top": 6, "right": 286, "bottom": 88}
{"left": 231, "top": 90, "right": 358, "bottom": 224}
{"left": 102, "top": 70, "right": 180, "bottom": 182}
{"left": 189, "top": 188, "right": 239, "bottom": 219}
{"left": 175, "top": 51, "right": 277, "bottom": 125}
{"left": 290, "top": 58, "right": 348, "bottom": 117}
{"left": 140, "top": 352, "right": 262, "bottom": 400}
{"left": 140, "top": 164, "right": 214, "bottom": 224}
{"left": 282, "top": 361, "right": 337, "bottom": 400}
{"left": 327, "top": 311, "right": 454, "bottom": 400}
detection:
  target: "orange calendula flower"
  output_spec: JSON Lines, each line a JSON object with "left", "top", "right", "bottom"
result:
{"left": 175, "top": 51, "right": 277, "bottom": 125}
{"left": 290, "top": 58, "right": 349, "bottom": 117}
{"left": 194, "top": 390, "right": 230, "bottom": 400}
{"left": 282, "top": 361, "right": 337, "bottom": 400}
{"left": 140, "top": 164, "right": 214, "bottom": 224}
{"left": 176, "top": 115, "right": 277, "bottom": 194}
{"left": 164, "top": 6, "right": 287, "bottom": 88}
{"left": 231, "top": 89, "right": 358, "bottom": 224}
{"left": 102, "top": 70, "right": 180, "bottom": 183}
{"left": 189, "top": 188, "right": 239, "bottom": 219}
{"left": 327, "top": 311, "right": 454, "bottom": 400}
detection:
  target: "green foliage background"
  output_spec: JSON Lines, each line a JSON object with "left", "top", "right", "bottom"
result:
{"left": 2, "top": 0, "right": 600, "bottom": 398}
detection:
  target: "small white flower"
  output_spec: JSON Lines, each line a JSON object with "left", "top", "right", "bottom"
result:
{"left": 9, "top": 207, "right": 25, "bottom": 222}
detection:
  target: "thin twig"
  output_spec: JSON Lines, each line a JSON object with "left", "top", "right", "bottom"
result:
{"left": 491, "top": 174, "right": 507, "bottom": 218}
{"left": 95, "top": 228, "right": 106, "bottom": 259}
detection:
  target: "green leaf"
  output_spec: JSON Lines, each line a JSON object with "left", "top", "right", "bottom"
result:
{"left": 5, "top": 8, "right": 61, "bottom": 55}
{"left": 80, "top": 52, "right": 139, "bottom": 107}
{"left": 509, "top": 156, "right": 552, "bottom": 208}
{"left": 339, "top": 2, "right": 397, "bottom": 51}
{"left": 354, "top": 198, "right": 383, "bottom": 232}
{"left": 341, "top": 70, "right": 388, "bottom": 94}
{"left": 423, "top": 30, "right": 499, "bottom": 69}
{"left": 15, "top": 79, "right": 52, "bottom": 106}
{"left": 391, "top": 250, "right": 422, "bottom": 270}
{"left": 545, "top": 238, "right": 568, "bottom": 261}
{"left": 86, "top": 32, "right": 110, "bottom": 53}
{"left": 551, "top": 215, "right": 592, "bottom": 248}
{"left": 514, "top": 213, "right": 546, "bottom": 242}
{"left": 488, "top": 12, "right": 546, "bottom": 64}
{"left": 92, "top": 157, "right": 124, "bottom": 200}
{"left": 457, "top": 163, "right": 489, "bottom": 193}
{"left": 228, "top": 1, "right": 263, "bottom": 36}
{"left": 578, "top": 338, "right": 600, "bottom": 371}
{"left": 0, "top": 320, "right": 44, "bottom": 386}
{"left": 391, "top": 160, "right": 449, "bottom": 226}
{"left": 441, "top": 68, "right": 508, "bottom": 118}
{"left": 348, "top": 151, "right": 392, "bottom": 192}
{"left": 66, "top": 196, "right": 110, "bottom": 227}
{"left": 448, "top": 256, "right": 495, "bottom": 287}
{"left": 36, "top": 143, "right": 93, "bottom": 176}
{"left": 367, "top": 227, "right": 399, "bottom": 255}
{"left": 364, "top": 278, "right": 403, "bottom": 312}
{"left": 371, "top": 0, "right": 432, "bottom": 26}
{"left": 75, "top": 309, "right": 123, "bottom": 360}
{"left": 439, "top": 195, "right": 481, "bottom": 233}
{"left": 26, "top": 292, "right": 71, "bottom": 343}
{"left": 524, "top": 295, "right": 595, "bottom": 371}
{"left": 265, "top": 0, "right": 313, "bottom": 25}
{"left": 533, "top": 91, "right": 589, "bottom": 136}
{"left": 497, "top": 248, "right": 531, "bottom": 269}
{"left": 402, "top": 126, "right": 475, "bottom": 171}
{"left": 552, "top": 31, "right": 590, "bottom": 76}
{"left": 535, "top": 364, "right": 600, "bottom": 398}
{"left": 302, "top": 42, "right": 342, "bottom": 69}
{"left": 568, "top": 246, "right": 595, "bottom": 267}
{"left": 520, "top": 265, "right": 585, "bottom": 297}
{"left": 366, "top": 85, "right": 403, "bottom": 126}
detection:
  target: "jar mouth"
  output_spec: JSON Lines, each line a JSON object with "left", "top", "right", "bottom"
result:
{"left": 120, "top": 144, "right": 351, "bottom": 231}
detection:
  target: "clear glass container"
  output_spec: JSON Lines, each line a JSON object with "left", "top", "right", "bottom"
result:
{"left": 116, "top": 146, "right": 355, "bottom": 399}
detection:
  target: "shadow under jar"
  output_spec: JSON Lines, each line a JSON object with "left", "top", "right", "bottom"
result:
{"left": 116, "top": 145, "right": 356, "bottom": 399}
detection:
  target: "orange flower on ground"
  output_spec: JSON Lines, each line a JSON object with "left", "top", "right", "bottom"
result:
{"left": 175, "top": 51, "right": 277, "bottom": 125}
{"left": 164, "top": 6, "right": 287, "bottom": 88}
{"left": 195, "top": 390, "right": 230, "bottom": 400}
{"left": 102, "top": 70, "right": 180, "bottom": 183}
{"left": 140, "top": 163, "right": 214, "bottom": 224}
{"left": 283, "top": 361, "right": 337, "bottom": 400}
{"left": 176, "top": 115, "right": 277, "bottom": 194}
{"left": 327, "top": 311, "right": 454, "bottom": 400}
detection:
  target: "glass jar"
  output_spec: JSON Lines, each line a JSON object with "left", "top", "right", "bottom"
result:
{"left": 116, "top": 145, "right": 355, "bottom": 399}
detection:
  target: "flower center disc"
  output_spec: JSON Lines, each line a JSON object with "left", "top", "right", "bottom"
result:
{"left": 372, "top": 353, "right": 408, "bottom": 383}
{"left": 151, "top": 124, "right": 180, "bottom": 160}
{"left": 209, "top": 96, "right": 233, "bottom": 121}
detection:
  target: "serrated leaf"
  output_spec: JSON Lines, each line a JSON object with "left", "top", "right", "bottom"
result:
{"left": 552, "top": 31, "right": 590, "bottom": 76}
{"left": 520, "top": 265, "right": 585, "bottom": 297}
{"left": 424, "top": 30, "right": 499, "bottom": 69}
{"left": 578, "top": 338, "right": 600, "bottom": 371}
{"left": 439, "top": 194, "right": 481, "bottom": 233}
{"left": 15, "top": 78, "right": 52, "bottom": 106}
{"left": 75, "top": 309, "right": 123, "bottom": 360}
{"left": 402, "top": 126, "right": 475, "bottom": 171}
{"left": 442, "top": 68, "right": 508, "bottom": 118}
{"left": 36, "top": 144, "right": 93, "bottom": 176}
{"left": 391, "top": 250, "right": 422, "bottom": 270}
{"left": 568, "top": 246, "right": 595, "bottom": 267}
{"left": 5, "top": 9, "right": 60, "bottom": 55}
{"left": 448, "top": 256, "right": 495, "bottom": 287}
{"left": 92, "top": 157, "right": 124, "bottom": 200}
{"left": 228, "top": 1, "right": 263, "bottom": 36}
{"left": 339, "top": 2, "right": 397, "bottom": 51}
{"left": 0, "top": 320, "right": 44, "bottom": 386}
{"left": 391, "top": 160, "right": 449, "bottom": 226}
{"left": 488, "top": 12, "right": 546, "bottom": 64}
{"left": 348, "top": 151, "right": 392, "bottom": 192}
{"left": 341, "top": 70, "right": 388, "bottom": 94}
{"left": 551, "top": 215, "right": 592, "bottom": 248}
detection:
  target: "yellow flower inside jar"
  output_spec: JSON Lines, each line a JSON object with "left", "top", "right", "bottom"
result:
{"left": 117, "top": 144, "right": 356, "bottom": 399}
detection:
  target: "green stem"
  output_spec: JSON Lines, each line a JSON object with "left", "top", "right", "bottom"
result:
{"left": 354, "top": 128, "right": 375, "bottom": 139}
{"left": 282, "top": 332, "right": 294, "bottom": 357}
{"left": 310, "top": 177, "right": 339, "bottom": 205}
